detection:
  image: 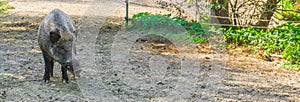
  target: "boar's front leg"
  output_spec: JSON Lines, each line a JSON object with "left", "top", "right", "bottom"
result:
{"left": 42, "top": 51, "right": 54, "bottom": 83}
{"left": 61, "top": 65, "right": 69, "bottom": 83}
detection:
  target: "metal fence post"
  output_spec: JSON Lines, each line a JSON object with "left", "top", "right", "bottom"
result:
{"left": 125, "top": 0, "right": 129, "bottom": 26}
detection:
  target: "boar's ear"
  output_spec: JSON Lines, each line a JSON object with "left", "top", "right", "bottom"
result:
{"left": 73, "top": 27, "right": 80, "bottom": 38}
{"left": 50, "top": 31, "right": 61, "bottom": 44}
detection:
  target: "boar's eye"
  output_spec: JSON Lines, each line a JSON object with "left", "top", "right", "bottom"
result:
{"left": 50, "top": 31, "right": 61, "bottom": 44}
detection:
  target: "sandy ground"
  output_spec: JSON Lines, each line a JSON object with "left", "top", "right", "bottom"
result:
{"left": 0, "top": 0, "right": 299, "bottom": 101}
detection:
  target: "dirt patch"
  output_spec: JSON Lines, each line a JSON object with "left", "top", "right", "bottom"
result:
{"left": 0, "top": 0, "right": 300, "bottom": 101}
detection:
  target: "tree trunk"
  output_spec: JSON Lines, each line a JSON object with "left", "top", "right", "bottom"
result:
{"left": 256, "top": 0, "right": 280, "bottom": 27}
{"left": 210, "top": 0, "right": 231, "bottom": 25}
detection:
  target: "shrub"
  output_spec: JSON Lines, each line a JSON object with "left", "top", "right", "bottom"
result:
{"left": 223, "top": 22, "right": 300, "bottom": 65}
{"left": 130, "top": 12, "right": 207, "bottom": 44}
{"left": 283, "top": 43, "right": 300, "bottom": 64}
{"left": 275, "top": 0, "right": 300, "bottom": 21}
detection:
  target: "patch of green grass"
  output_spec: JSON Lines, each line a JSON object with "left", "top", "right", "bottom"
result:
{"left": 0, "top": 0, "right": 14, "bottom": 15}
{"left": 281, "top": 61, "right": 300, "bottom": 70}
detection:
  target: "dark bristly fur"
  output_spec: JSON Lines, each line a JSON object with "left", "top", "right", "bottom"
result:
{"left": 38, "top": 8, "right": 81, "bottom": 83}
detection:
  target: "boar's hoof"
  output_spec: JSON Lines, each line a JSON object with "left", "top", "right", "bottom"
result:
{"left": 43, "top": 76, "right": 50, "bottom": 83}
{"left": 62, "top": 79, "right": 69, "bottom": 84}
{"left": 44, "top": 79, "right": 50, "bottom": 83}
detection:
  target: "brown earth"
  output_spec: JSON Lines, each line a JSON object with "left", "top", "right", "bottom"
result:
{"left": 0, "top": 0, "right": 299, "bottom": 101}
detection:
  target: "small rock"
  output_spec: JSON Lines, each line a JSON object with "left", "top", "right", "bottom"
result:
{"left": 201, "top": 96, "right": 208, "bottom": 100}
{"left": 4, "top": 68, "right": 9, "bottom": 71}
{"left": 157, "top": 81, "right": 164, "bottom": 85}
{"left": 1, "top": 91, "right": 6, "bottom": 97}
{"left": 50, "top": 84, "right": 56, "bottom": 87}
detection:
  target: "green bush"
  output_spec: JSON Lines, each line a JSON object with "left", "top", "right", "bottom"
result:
{"left": 265, "top": 22, "right": 299, "bottom": 52}
{"left": 131, "top": 12, "right": 183, "bottom": 33}
{"left": 275, "top": 0, "right": 300, "bottom": 21}
{"left": 283, "top": 43, "right": 300, "bottom": 64}
{"left": 223, "top": 27, "right": 265, "bottom": 46}
{"left": 223, "top": 22, "right": 300, "bottom": 66}
{"left": 130, "top": 12, "right": 207, "bottom": 44}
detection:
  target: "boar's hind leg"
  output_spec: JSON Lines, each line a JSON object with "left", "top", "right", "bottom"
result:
{"left": 50, "top": 61, "right": 54, "bottom": 77}
{"left": 61, "top": 65, "right": 69, "bottom": 83}
{"left": 42, "top": 51, "right": 54, "bottom": 83}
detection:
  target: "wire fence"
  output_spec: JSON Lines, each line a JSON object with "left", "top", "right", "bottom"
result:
{"left": 128, "top": 0, "right": 300, "bottom": 29}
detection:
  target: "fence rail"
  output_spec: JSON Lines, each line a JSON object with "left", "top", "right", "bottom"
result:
{"left": 128, "top": 1, "right": 300, "bottom": 29}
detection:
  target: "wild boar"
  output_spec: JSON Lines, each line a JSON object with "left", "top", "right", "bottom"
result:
{"left": 38, "top": 8, "right": 81, "bottom": 83}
